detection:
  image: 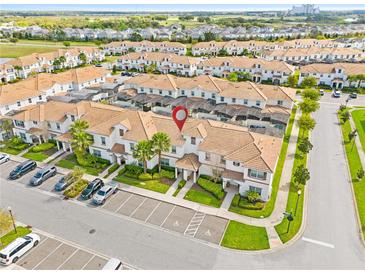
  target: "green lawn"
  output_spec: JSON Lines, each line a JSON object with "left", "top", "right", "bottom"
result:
{"left": 184, "top": 188, "right": 223, "bottom": 208}
{"left": 0, "top": 146, "right": 22, "bottom": 155}
{"left": 0, "top": 44, "right": 59, "bottom": 58}
{"left": 172, "top": 180, "right": 186, "bottom": 197}
{"left": 114, "top": 175, "right": 170, "bottom": 194}
{"left": 221, "top": 221, "right": 270, "bottom": 250}
{"left": 23, "top": 151, "right": 49, "bottom": 162}
{"left": 229, "top": 106, "right": 297, "bottom": 218}
{"left": 17, "top": 39, "right": 98, "bottom": 47}
{"left": 274, "top": 126, "right": 307, "bottom": 243}
{"left": 351, "top": 109, "right": 365, "bottom": 154}
{"left": 340, "top": 109, "right": 365, "bottom": 240}
{"left": 56, "top": 154, "right": 109, "bottom": 176}
{"left": 0, "top": 226, "right": 32, "bottom": 248}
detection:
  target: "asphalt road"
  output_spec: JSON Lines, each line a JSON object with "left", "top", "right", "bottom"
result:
{"left": 0, "top": 93, "right": 365, "bottom": 269}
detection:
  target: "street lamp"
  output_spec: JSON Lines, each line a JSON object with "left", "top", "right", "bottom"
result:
{"left": 7, "top": 206, "right": 17, "bottom": 234}
{"left": 283, "top": 212, "right": 294, "bottom": 234}
{"left": 294, "top": 189, "right": 302, "bottom": 216}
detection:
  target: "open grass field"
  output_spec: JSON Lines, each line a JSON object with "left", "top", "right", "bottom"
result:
{"left": 0, "top": 44, "right": 60, "bottom": 58}
{"left": 221, "top": 221, "right": 270, "bottom": 250}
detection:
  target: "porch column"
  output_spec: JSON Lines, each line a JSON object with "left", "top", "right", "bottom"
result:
{"left": 175, "top": 167, "right": 178, "bottom": 178}
{"left": 38, "top": 136, "right": 42, "bottom": 144}
{"left": 223, "top": 179, "right": 227, "bottom": 189}
{"left": 193, "top": 171, "right": 196, "bottom": 183}
{"left": 56, "top": 141, "right": 60, "bottom": 150}
{"left": 69, "top": 144, "right": 73, "bottom": 153}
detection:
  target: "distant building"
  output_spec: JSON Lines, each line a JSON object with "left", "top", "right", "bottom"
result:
{"left": 289, "top": 4, "right": 320, "bottom": 15}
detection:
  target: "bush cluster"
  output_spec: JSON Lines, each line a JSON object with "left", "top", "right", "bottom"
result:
{"left": 63, "top": 179, "right": 88, "bottom": 198}
{"left": 30, "top": 142, "right": 55, "bottom": 152}
{"left": 231, "top": 194, "right": 264, "bottom": 210}
{"left": 197, "top": 178, "right": 225, "bottom": 200}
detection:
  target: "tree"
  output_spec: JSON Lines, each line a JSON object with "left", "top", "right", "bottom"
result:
{"left": 53, "top": 58, "right": 61, "bottom": 68}
{"left": 59, "top": 56, "right": 66, "bottom": 67}
{"left": 9, "top": 37, "right": 18, "bottom": 43}
{"left": 63, "top": 41, "right": 71, "bottom": 48}
{"left": 301, "top": 76, "right": 317, "bottom": 88}
{"left": 203, "top": 32, "right": 216, "bottom": 42}
{"left": 298, "top": 138, "right": 313, "bottom": 154}
{"left": 348, "top": 74, "right": 365, "bottom": 88}
{"left": 293, "top": 165, "right": 310, "bottom": 189}
{"left": 301, "top": 89, "right": 320, "bottom": 101}
{"left": 287, "top": 74, "right": 299, "bottom": 88}
{"left": 0, "top": 209, "right": 13, "bottom": 247}
{"left": 144, "top": 63, "right": 157, "bottom": 74}
{"left": 341, "top": 110, "right": 350, "bottom": 124}
{"left": 0, "top": 119, "right": 13, "bottom": 139}
{"left": 78, "top": 53, "right": 87, "bottom": 65}
{"left": 298, "top": 114, "right": 316, "bottom": 135}
{"left": 237, "top": 71, "right": 251, "bottom": 82}
{"left": 133, "top": 140, "right": 154, "bottom": 174}
{"left": 299, "top": 98, "right": 319, "bottom": 114}
{"left": 130, "top": 32, "right": 143, "bottom": 42}
{"left": 227, "top": 72, "right": 238, "bottom": 82}
{"left": 246, "top": 190, "right": 261, "bottom": 204}
{"left": 151, "top": 132, "right": 171, "bottom": 173}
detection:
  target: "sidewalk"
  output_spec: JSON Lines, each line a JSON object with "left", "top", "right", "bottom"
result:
{"left": 175, "top": 180, "right": 193, "bottom": 199}
{"left": 165, "top": 177, "right": 182, "bottom": 196}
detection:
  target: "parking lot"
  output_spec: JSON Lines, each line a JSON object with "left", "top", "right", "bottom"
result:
{"left": 1, "top": 160, "right": 229, "bottom": 246}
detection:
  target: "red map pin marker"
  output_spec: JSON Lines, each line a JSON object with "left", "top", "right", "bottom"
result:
{"left": 172, "top": 106, "right": 188, "bottom": 131}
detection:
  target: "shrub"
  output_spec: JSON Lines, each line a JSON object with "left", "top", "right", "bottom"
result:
{"left": 246, "top": 191, "right": 261, "bottom": 204}
{"left": 199, "top": 174, "right": 222, "bottom": 184}
{"left": 124, "top": 164, "right": 143, "bottom": 176}
{"left": 152, "top": 173, "right": 161, "bottom": 179}
{"left": 118, "top": 167, "right": 126, "bottom": 176}
{"left": 160, "top": 169, "right": 175, "bottom": 180}
{"left": 178, "top": 180, "right": 186, "bottom": 189}
{"left": 139, "top": 173, "right": 153, "bottom": 180}
{"left": 162, "top": 165, "right": 175, "bottom": 172}
{"left": 231, "top": 194, "right": 264, "bottom": 210}
{"left": 124, "top": 171, "right": 139, "bottom": 179}
{"left": 107, "top": 163, "right": 119, "bottom": 174}
{"left": 31, "top": 142, "right": 55, "bottom": 152}
{"left": 231, "top": 194, "right": 240, "bottom": 207}
{"left": 197, "top": 178, "right": 225, "bottom": 200}
{"left": 63, "top": 179, "right": 88, "bottom": 198}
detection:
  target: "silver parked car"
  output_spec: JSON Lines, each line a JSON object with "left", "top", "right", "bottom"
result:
{"left": 0, "top": 153, "right": 10, "bottom": 165}
{"left": 92, "top": 182, "right": 118, "bottom": 205}
{"left": 29, "top": 165, "right": 57, "bottom": 186}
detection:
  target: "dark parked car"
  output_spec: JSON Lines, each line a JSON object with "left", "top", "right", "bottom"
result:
{"left": 121, "top": 72, "right": 131, "bottom": 76}
{"left": 29, "top": 165, "right": 57, "bottom": 186}
{"left": 54, "top": 173, "right": 73, "bottom": 191}
{"left": 81, "top": 178, "right": 104, "bottom": 200}
{"left": 349, "top": 92, "right": 358, "bottom": 99}
{"left": 95, "top": 64, "right": 102, "bottom": 67}
{"left": 9, "top": 160, "right": 37, "bottom": 180}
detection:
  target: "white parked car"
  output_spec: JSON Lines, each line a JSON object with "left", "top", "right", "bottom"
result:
{"left": 332, "top": 90, "right": 341, "bottom": 98}
{"left": 0, "top": 153, "right": 10, "bottom": 165}
{"left": 93, "top": 183, "right": 118, "bottom": 205}
{"left": 0, "top": 233, "right": 40, "bottom": 265}
{"left": 102, "top": 258, "right": 123, "bottom": 270}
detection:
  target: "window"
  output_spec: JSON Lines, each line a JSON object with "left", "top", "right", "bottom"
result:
{"left": 277, "top": 100, "right": 283, "bottom": 106}
{"left": 220, "top": 156, "right": 226, "bottom": 165}
{"left": 56, "top": 123, "right": 61, "bottom": 130}
{"left": 168, "top": 91, "right": 172, "bottom": 96}
{"left": 28, "top": 98, "right": 32, "bottom": 103}
{"left": 130, "top": 143, "right": 135, "bottom": 150}
{"left": 244, "top": 99, "right": 248, "bottom": 105}
{"left": 233, "top": 161, "right": 240, "bottom": 167}
{"left": 161, "top": 158, "right": 170, "bottom": 166}
{"left": 212, "top": 93, "right": 216, "bottom": 99}
{"left": 201, "top": 92, "right": 205, "bottom": 97}
{"left": 191, "top": 137, "right": 196, "bottom": 145}
{"left": 191, "top": 91, "right": 195, "bottom": 96}
{"left": 33, "top": 121, "right": 38, "bottom": 125}
{"left": 93, "top": 149, "right": 101, "bottom": 157}
{"left": 256, "top": 101, "right": 261, "bottom": 107}
{"left": 171, "top": 146, "right": 176, "bottom": 154}
{"left": 5, "top": 105, "right": 9, "bottom": 111}
{"left": 248, "top": 169, "right": 267, "bottom": 180}
{"left": 119, "top": 129, "right": 124, "bottom": 136}
{"left": 181, "top": 90, "right": 185, "bottom": 95}
{"left": 205, "top": 152, "right": 211, "bottom": 161}
{"left": 38, "top": 95, "right": 42, "bottom": 100}
{"left": 159, "top": 90, "right": 162, "bottom": 95}
{"left": 232, "top": 98, "right": 236, "bottom": 103}
{"left": 101, "top": 136, "right": 106, "bottom": 145}
{"left": 19, "top": 132, "right": 26, "bottom": 141}
{"left": 47, "top": 122, "right": 51, "bottom": 128}
{"left": 17, "top": 101, "right": 21, "bottom": 107}
{"left": 249, "top": 186, "right": 262, "bottom": 195}
{"left": 220, "top": 96, "right": 224, "bottom": 102}
{"left": 15, "top": 120, "right": 25, "bottom": 127}
{"left": 70, "top": 115, "right": 75, "bottom": 122}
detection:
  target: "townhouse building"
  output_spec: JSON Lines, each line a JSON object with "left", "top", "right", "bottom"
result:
{"left": 299, "top": 63, "right": 365, "bottom": 89}
{"left": 103, "top": 40, "right": 187, "bottom": 56}
{"left": 0, "top": 67, "right": 110, "bottom": 115}
{"left": 121, "top": 74, "right": 295, "bottom": 131}
{"left": 4, "top": 47, "right": 105, "bottom": 79}
{"left": 116, "top": 52, "right": 201, "bottom": 77}
{"left": 7, "top": 100, "right": 282, "bottom": 201}
{"left": 0, "top": 64, "right": 16, "bottom": 83}
{"left": 196, "top": 56, "right": 295, "bottom": 84}
{"left": 260, "top": 47, "right": 365, "bottom": 64}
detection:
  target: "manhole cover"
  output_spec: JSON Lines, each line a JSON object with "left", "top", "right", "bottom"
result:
{"left": 89, "top": 229, "right": 96, "bottom": 234}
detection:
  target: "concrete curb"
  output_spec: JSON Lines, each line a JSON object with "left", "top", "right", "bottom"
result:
{"left": 337, "top": 112, "right": 365, "bottom": 248}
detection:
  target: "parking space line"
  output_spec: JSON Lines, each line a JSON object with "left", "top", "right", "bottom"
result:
{"left": 129, "top": 197, "right": 147, "bottom": 217}
{"left": 80, "top": 254, "right": 96, "bottom": 270}
{"left": 32, "top": 242, "right": 63, "bottom": 270}
{"left": 56, "top": 248, "right": 80, "bottom": 270}
{"left": 100, "top": 190, "right": 118, "bottom": 208}
{"left": 16, "top": 236, "right": 50, "bottom": 265}
{"left": 219, "top": 219, "right": 230, "bottom": 246}
{"left": 114, "top": 193, "right": 134, "bottom": 213}
{"left": 160, "top": 205, "right": 176, "bottom": 227}
{"left": 144, "top": 201, "right": 162, "bottom": 223}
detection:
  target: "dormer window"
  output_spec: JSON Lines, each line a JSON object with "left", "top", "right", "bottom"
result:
{"left": 70, "top": 115, "right": 75, "bottom": 122}
{"left": 191, "top": 137, "right": 196, "bottom": 145}
{"left": 119, "top": 129, "right": 124, "bottom": 136}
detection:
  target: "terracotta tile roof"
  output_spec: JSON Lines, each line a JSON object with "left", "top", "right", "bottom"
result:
{"left": 111, "top": 143, "right": 125, "bottom": 154}
{"left": 118, "top": 52, "right": 200, "bottom": 66}
{"left": 300, "top": 62, "right": 365, "bottom": 75}
{"left": 222, "top": 169, "right": 244, "bottom": 181}
{"left": 105, "top": 40, "right": 186, "bottom": 49}
{"left": 56, "top": 132, "right": 72, "bottom": 142}
{"left": 175, "top": 153, "right": 201, "bottom": 171}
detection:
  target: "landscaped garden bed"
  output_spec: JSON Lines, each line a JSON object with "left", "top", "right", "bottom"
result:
{"left": 184, "top": 176, "right": 226, "bottom": 208}
{"left": 0, "top": 136, "right": 30, "bottom": 155}
{"left": 113, "top": 164, "right": 174, "bottom": 194}
{"left": 23, "top": 142, "right": 58, "bottom": 162}
{"left": 56, "top": 153, "right": 110, "bottom": 176}
{"left": 103, "top": 163, "right": 120, "bottom": 178}
{"left": 63, "top": 179, "right": 89, "bottom": 198}
{"left": 221, "top": 221, "right": 270, "bottom": 250}
{"left": 229, "top": 194, "right": 265, "bottom": 215}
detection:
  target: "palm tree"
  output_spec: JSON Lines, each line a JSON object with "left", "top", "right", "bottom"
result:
{"left": 152, "top": 132, "right": 171, "bottom": 173}
{"left": 133, "top": 140, "right": 154, "bottom": 174}
{"left": 70, "top": 120, "right": 93, "bottom": 161}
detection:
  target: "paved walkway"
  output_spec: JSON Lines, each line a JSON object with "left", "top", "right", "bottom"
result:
{"left": 349, "top": 109, "right": 365, "bottom": 170}
{"left": 165, "top": 177, "right": 182, "bottom": 196}
{"left": 220, "top": 186, "right": 236, "bottom": 210}
{"left": 175, "top": 180, "right": 193, "bottom": 199}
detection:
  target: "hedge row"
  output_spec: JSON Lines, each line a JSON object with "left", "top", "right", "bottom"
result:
{"left": 197, "top": 178, "right": 225, "bottom": 200}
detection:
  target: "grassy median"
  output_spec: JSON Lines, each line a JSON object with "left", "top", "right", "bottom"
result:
{"left": 0, "top": 226, "right": 32, "bottom": 248}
